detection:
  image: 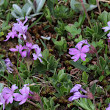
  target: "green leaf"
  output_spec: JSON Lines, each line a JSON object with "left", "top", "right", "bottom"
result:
{"left": 70, "top": 0, "right": 97, "bottom": 12}
{"left": 42, "top": 97, "right": 59, "bottom": 110}
{"left": 28, "top": 13, "right": 44, "bottom": 29}
{"left": 19, "top": 62, "right": 27, "bottom": 72}
{"left": 0, "top": 0, "right": 4, "bottom": 6}
{"left": 99, "top": 75, "right": 104, "bottom": 82}
{"left": 27, "top": 0, "right": 35, "bottom": 12}
{"left": 65, "top": 24, "right": 81, "bottom": 38}
{"left": 45, "top": 6, "right": 52, "bottom": 24}
{"left": 54, "top": 5, "right": 73, "bottom": 19}
{"left": 13, "top": 4, "right": 23, "bottom": 16}
{"left": 42, "top": 49, "right": 49, "bottom": 59}
{"left": 82, "top": 72, "right": 88, "bottom": 84}
{"left": 47, "top": 0, "right": 55, "bottom": 16}
{"left": 0, "top": 83, "right": 4, "bottom": 93}
{"left": 0, "top": 32, "right": 4, "bottom": 37}
{"left": 49, "top": 69, "right": 72, "bottom": 97}
{"left": 78, "top": 13, "right": 86, "bottom": 26}
{"left": 53, "top": 37, "right": 67, "bottom": 55}
{"left": 75, "top": 35, "right": 83, "bottom": 43}
{"left": 22, "top": 3, "right": 32, "bottom": 16}
{"left": 0, "top": 59, "right": 6, "bottom": 72}
{"left": 105, "top": 44, "right": 108, "bottom": 55}
{"left": 85, "top": 23, "right": 106, "bottom": 41}
{"left": 2, "top": 21, "right": 11, "bottom": 31}
{"left": 11, "top": 11, "right": 20, "bottom": 19}
{"left": 40, "top": 39, "right": 47, "bottom": 49}
{"left": 98, "top": 11, "right": 110, "bottom": 25}
{"left": 0, "top": 72, "right": 13, "bottom": 84}
{"left": 75, "top": 99, "right": 91, "bottom": 110}
{"left": 87, "top": 99, "right": 96, "bottom": 110}
{"left": 32, "top": 58, "right": 47, "bottom": 74}
{"left": 58, "top": 69, "right": 67, "bottom": 82}
{"left": 55, "top": 21, "right": 67, "bottom": 36}
{"left": 70, "top": 60, "right": 88, "bottom": 72}
{"left": 47, "top": 56, "right": 59, "bottom": 72}
{"left": 2, "top": 26, "right": 11, "bottom": 31}
{"left": 88, "top": 0, "right": 96, "bottom": 4}
{"left": 99, "top": 56, "right": 106, "bottom": 70}
{"left": 35, "top": 0, "right": 46, "bottom": 13}
{"left": 0, "top": 55, "right": 4, "bottom": 59}
{"left": 32, "top": 52, "right": 59, "bottom": 74}
{"left": 90, "top": 83, "right": 96, "bottom": 95}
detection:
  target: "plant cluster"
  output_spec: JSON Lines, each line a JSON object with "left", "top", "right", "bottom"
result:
{"left": 0, "top": 0, "right": 110, "bottom": 110}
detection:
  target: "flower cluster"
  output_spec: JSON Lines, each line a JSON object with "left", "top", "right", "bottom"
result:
{"left": 4, "top": 18, "right": 42, "bottom": 61}
{"left": 102, "top": 21, "right": 110, "bottom": 39}
{"left": 4, "top": 17, "right": 28, "bottom": 41}
{"left": 10, "top": 42, "right": 42, "bottom": 61}
{"left": 69, "top": 40, "right": 90, "bottom": 62}
{"left": 4, "top": 58, "right": 13, "bottom": 73}
{"left": 68, "top": 84, "right": 88, "bottom": 101}
{"left": 0, "top": 84, "right": 32, "bottom": 110}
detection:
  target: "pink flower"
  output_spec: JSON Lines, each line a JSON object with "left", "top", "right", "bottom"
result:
{"left": 14, "top": 84, "right": 30, "bottom": 105}
{"left": 4, "top": 28, "right": 17, "bottom": 41}
{"left": 70, "top": 84, "right": 87, "bottom": 93}
{"left": 13, "top": 17, "right": 28, "bottom": 40}
{"left": 68, "top": 84, "right": 87, "bottom": 102}
{"left": 23, "top": 42, "right": 39, "bottom": 57}
{"left": 75, "top": 40, "right": 90, "bottom": 49}
{"left": 10, "top": 45, "right": 27, "bottom": 58}
{"left": 2, "top": 84, "right": 18, "bottom": 104}
{"left": 4, "top": 17, "right": 28, "bottom": 41}
{"left": 102, "top": 21, "right": 110, "bottom": 32}
{"left": 68, "top": 91, "right": 87, "bottom": 101}
{"left": 5, "top": 58, "right": 13, "bottom": 73}
{"left": 10, "top": 42, "right": 42, "bottom": 61}
{"left": 32, "top": 47, "right": 42, "bottom": 62}
{"left": 102, "top": 21, "right": 110, "bottom": 39}
{"left": 0, "top": 93, "right": 5, "bottom": 110}
{"left": 69, "top": 43, "right": 90, "bottom": 62}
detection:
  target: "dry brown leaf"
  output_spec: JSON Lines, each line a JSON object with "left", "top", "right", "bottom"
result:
{"left": 99, "top": 0, "right": 110, "bottom": 3}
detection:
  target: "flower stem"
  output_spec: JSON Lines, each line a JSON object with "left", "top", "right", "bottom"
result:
{"left": 93, "top": 98, "right": 97, "bottom": 110}
{"left": 80, "top": 0, "right": 92, "bottom": 28}
{"left": 27, "top": 99, "right": 44, "bottom": 110}
{"left": 108, "top": 39, "right": 110, "bottom": 53}
{"left": 96, "top": 0, "right": 101, "bottom": 14}
{"left": 27, "top": 100, "right": 38, "bottom": 108}
{"left": 39, "top": 99, "right": 44, "bottom": 110}
{"left": 14, "top": 65, "right": 24, "bottom": 85}
{"left": 96, "top": 52, "right": 102, "bottom": 69}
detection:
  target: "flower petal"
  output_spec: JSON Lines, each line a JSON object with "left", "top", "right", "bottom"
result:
{"left": 9, "top": 48, "right": 18, "bottom": 52}
{"left": 102, "top": 26, "right": 110, "bottom": 32}
{"left": 14, "top": 93, "right": 22, "bottom": 101}
{"left": 69, "top": 48, "right": 80, "bottom": 55}
{"left": 81, "top": 45, "right": 89, "bottom": 53}
{"left": 2, "top": 87, "right": 12, "bottom": 94}
{"left": 32, "top": 44, "right": 39, "bottom": 49}
{"left": 11, "top": 84, "right": 18, "bottom": 91}
{"left": 68, "top": 92, "right": 81, "bottom": 101}
{"left": 71, "top": 53, "right": 80, "bottom": 62}
{"left": 107, "top": 32, "right": 110, "bottom": 37}
{"left": 70, "top": 84, "right": 82, "bottom": 93}
{"left": 19, "top": 98, "right": 27, "bottom": 105}
{"left": 81, "top": 53, "right": 86, "bottom": 61}
{"left": 19, "top": 86, "right": 29, "bottom": 95}
{"left": 20, "top": 51, "right": 27, "bottom": 58}
{"left": 6, "top": 96, "right": 13, "bottom": 104}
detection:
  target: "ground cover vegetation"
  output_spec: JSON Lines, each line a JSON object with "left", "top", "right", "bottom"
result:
{"left": 0, "top": 0, "right": 110, "bottom": 110}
